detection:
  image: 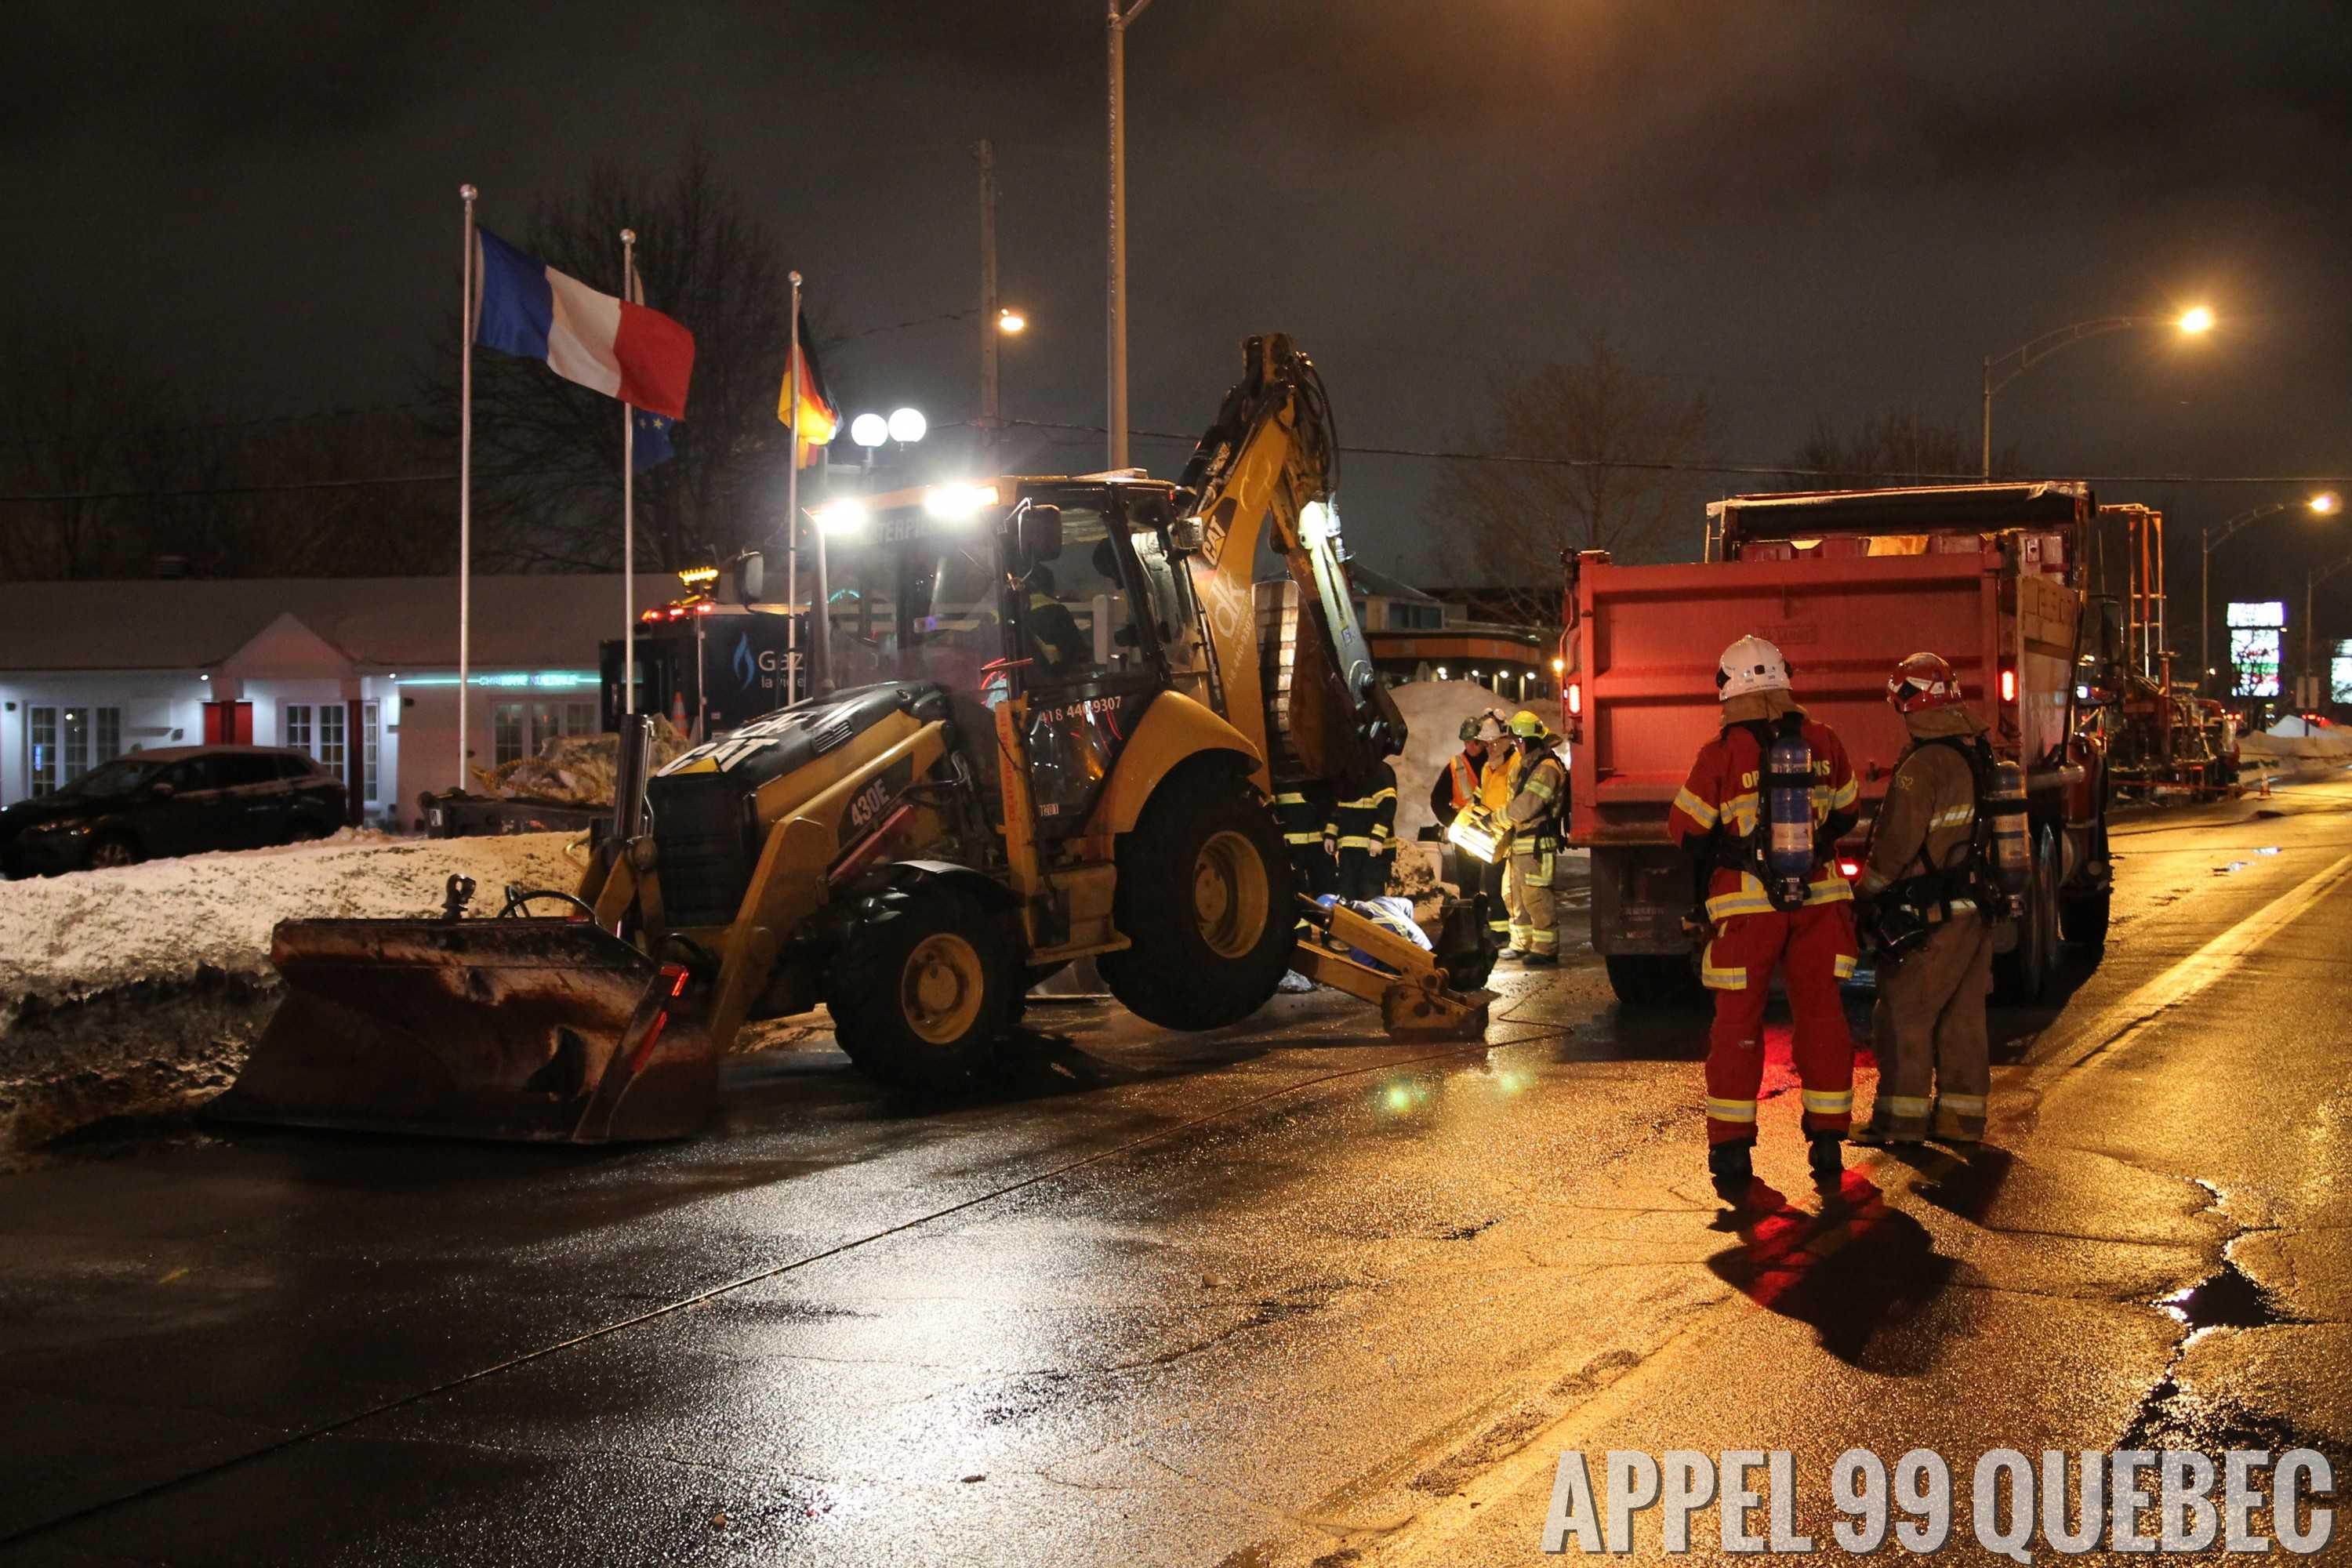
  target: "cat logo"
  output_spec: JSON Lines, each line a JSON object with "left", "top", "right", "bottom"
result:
{"left": 1198, "top": 497, "right": 1240, "bottom": 568}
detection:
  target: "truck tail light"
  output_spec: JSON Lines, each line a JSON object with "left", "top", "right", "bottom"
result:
{"left": 1838, "top": 858, "right": 1861, "bottom": 879}
{"left": 1567, "top": 681, "right": 1582, "bottom": 717}
{"left": 1998, "top": 666, "right": 2017, "bottom": 705}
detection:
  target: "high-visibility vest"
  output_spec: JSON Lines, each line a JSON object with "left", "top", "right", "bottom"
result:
{"left": 1445, "top": 753, "right": 1480, "bottom": 811}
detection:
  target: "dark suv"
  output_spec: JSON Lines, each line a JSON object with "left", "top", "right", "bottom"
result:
{"left": 0, "top": 746, "right": 349, "bottom": 877}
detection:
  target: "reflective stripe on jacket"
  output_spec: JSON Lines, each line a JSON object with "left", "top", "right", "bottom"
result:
{"left": 1665, "top": 718, "right": 1858, "bottom": 920}
{"left": 1332, "top": 768, "right": 1398, "bottom": 854}
{"left": 1860, "top": 739, "right": 1977, "bottom": 898}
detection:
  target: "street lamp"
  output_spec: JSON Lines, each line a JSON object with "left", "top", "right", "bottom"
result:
{"left": 2202, "top": 492, "right": 2341, "bottom": 691}
{"left": 1106, "top": 0, "right": 1158, "bottom": 470}
{"left": 997, "top": 307, "right": 1027, "bottom": 335}
{"left": 1980, "top": 307, "right": 2215, "bottom": 477}
{"left": 849, "top": 413, "right": 890, "bottom": 450}
{"left": 2305, "top": 537, "right": 2352, "bottom": 710}
{"left": 887, "top": 407, "right": 928, "bottom": 445}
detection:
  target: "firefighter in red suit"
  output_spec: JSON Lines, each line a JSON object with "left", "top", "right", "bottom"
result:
{"left": 1665, "top": 635, "right": 1862, "bottom": 1193}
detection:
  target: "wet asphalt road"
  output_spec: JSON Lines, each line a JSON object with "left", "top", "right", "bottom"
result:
{"left": 2, "top": 783, "right": 2350, "bottom": 1565}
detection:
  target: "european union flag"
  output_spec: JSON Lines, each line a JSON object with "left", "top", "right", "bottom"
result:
{"left": 632, "top": 408, "right": 676, "bottom": 474}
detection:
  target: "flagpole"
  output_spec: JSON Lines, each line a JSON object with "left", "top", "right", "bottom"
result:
{"left": 620, "top": 227, "right": 637, "bottom": 717}
{"left": 786, "top": 270, "right": 808, "bottom": 701}
{"left": 457, "top": 183, "right": 477, "bottom": 790}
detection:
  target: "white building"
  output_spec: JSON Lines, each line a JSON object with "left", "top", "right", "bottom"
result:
{"left": 0, "top": 574, "right": 670, "bottom": 826}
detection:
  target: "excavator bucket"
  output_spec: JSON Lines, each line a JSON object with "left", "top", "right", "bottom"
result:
{"left": 211, "top": 916, "right": 717, "bottom": 1144}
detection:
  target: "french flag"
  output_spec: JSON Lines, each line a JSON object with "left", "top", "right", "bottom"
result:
{"left": 472, "top": 228, "right": 695, "bottom": 421}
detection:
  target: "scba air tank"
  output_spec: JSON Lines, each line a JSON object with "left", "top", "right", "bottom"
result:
{"left": 1987, "top": 758, "right": 2031, "bottom": 903}
{"left": 1764, "top": 728, "right": 1816, "bottom": 906}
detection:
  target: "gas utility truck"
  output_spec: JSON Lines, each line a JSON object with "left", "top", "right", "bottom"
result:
{"left": 216, "top": 336, "right": 1497, "bottom": 1143}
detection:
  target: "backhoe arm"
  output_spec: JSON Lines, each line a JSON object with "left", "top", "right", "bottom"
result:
{"left": 1174, "top": 334, "right": 1405, "bottom": 788}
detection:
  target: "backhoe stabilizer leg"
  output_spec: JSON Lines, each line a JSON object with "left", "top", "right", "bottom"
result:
{"left": 1290, "top": 898, "right": 1493, "bottom": 1043}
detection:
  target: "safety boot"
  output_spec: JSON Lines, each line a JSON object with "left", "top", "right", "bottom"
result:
{"left": 1707, "top": 1139, "right": 1754, "bottom": 1194}
{"left": 1494, "top": 948, "right": 1526, "bottom": 963}
{"left": 1519, "top": 952, "right": 1559, "bottom": 967}
{"left": 1808, "top": 1132, "right": 1845, "bottom": 1182}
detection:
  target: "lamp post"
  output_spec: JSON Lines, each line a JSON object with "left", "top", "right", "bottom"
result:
{"left": 2202, "top": 492, "right": 2339, "bottom": 691}
{"left": 2306, "top": 548, "right": 2352, "bottom": 711}
{"left": 1980, "top": 307, "right": 2213, "bottom": 477}
{"left": 1106, "top": 0, "right": 1156, "bottom": 471}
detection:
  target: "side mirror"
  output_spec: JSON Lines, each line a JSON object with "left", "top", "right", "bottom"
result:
{"left": 727, "top": 550, "right": 764, "bottom": 604}
{"left": 1015, "top": 503, "right": 1063, "bottom": 568}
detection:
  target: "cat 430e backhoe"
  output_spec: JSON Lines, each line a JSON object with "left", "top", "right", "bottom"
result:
{"left": 216, "top": 336, "right": 1497, "bottom": 1143}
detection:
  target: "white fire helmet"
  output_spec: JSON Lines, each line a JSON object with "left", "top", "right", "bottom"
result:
{"left": 1715, "top": 635, "right": 1792, "bottom": 700}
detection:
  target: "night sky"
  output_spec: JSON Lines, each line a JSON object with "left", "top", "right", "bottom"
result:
{"left": 9, "top": 0, "right": 2351, "bottom": 604}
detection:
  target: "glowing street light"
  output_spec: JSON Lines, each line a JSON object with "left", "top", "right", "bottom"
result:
{"left": 887, "top": 407, "right": 928, "bottom": 445}
{"left": 849, "top": 412, "right": 889, "bottom": 449}
{"left": 812, "top": 499, "right": 868, "bottom": 534}
{"left": 996, "top": 307, "right": 1027, "bottom": 335}
{"left": 2201, "top": 492, "right": 2343, "bottom": 688}
{"left": 1980, "top": 306, "right": 2217, "bottom": 477}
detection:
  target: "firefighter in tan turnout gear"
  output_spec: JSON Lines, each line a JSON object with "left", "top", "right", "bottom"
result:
{"left": 1853, "top": 652, "right": 1996, "bottom": 1145}
{"left": 1497, "top": 710, "right": 1566, "bottom": 965}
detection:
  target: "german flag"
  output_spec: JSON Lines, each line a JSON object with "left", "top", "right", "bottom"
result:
{"left": 778, "top": 310, "right": 839, "bottom": 467}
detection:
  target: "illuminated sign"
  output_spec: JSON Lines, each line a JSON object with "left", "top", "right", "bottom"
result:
{"left": 677, "top": 566, "right": 719, "bottom": 588}
{"left": 2226, "top": 601, "right": 2285, "bottom": 629}
{"left": 2334, "top": 639, "right": 2352, "bottom": 706}
{"left": 2230, "top": 629, "right": 2281, "bottom": 697}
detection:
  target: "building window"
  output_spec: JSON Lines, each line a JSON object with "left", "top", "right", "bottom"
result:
{"left": 283, "top": 703, "right": 347, "bottom": 777}
{"left": 318, "top": 702, "right": 345, "bottom": 776}
{"left": 362, "top": 702, "right": 380, "bottom": 800}
{"left": 27, "top": 706, "right": 57, "bottom": 797}
{"left": 492, "top": 702, "right": 528, "bottom": 766}
{"left": 564, "top": 700, "right": 597, "bottom": 737}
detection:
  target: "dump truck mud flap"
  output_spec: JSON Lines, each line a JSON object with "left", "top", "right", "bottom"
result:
{"left": 210, "top": 918, "right": 717, "bottom": 1144}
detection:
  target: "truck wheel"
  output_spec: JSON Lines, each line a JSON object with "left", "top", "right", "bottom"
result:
{"left": 2060, "top": 890, "right": 2111, "bottom": 949}
{"left": 1100, "top": 770, "right": 1295, "bottom": 1030}
{"left": 1992, "top": 829, "right": 2060, "bottom": 1004}
{"left": 826, "top": 884, "right": 1018, "bottom": 1094}
{"left": 1604, "top": 954, "right": 1705, "bottom": 1008}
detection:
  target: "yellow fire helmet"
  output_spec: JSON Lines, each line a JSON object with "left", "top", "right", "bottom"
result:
{"left": 1509, "top": 710, "right": 1546, "bottom": 738}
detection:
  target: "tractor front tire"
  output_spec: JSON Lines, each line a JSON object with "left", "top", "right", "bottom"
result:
{"left": 826, "top": 884, "right": 1018, "bottom": 1094}
{"left": 1100, "top": 771, "right": 1296, "bottom": 1031}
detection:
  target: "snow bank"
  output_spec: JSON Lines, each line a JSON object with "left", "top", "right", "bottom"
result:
{"left": 1390, "top": 681, "right": 1542, "bottom": 844}
{"left": 1, "top": 830, "right": 579, "bottom": 1161}
{"left": 2239, "top": 718, "right": 2352, "bottom": 781}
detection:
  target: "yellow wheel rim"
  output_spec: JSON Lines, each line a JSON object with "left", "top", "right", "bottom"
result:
{"left": 900, "top": 933, "right": 986, "bottom": 1046}
{"left": 1193, "top": 829, "right": 1270, "bottom": 960}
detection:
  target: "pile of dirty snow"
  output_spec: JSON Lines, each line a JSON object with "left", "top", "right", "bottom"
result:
{"left": 0, "top": 829, "right": 580, "bottom": 1163}
{"left": 470, "top": 717, "right": 689, "bottom": 806}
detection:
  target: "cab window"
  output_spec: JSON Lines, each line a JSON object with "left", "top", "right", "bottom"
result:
{"left": 1018, "top": 509, "right": 1146, "bottom": 682}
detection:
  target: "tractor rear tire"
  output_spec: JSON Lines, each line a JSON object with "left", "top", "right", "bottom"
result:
{"left": 826, "top": 883, "right": 1018, "bottom": 1094}
{"left": 1100, "top": 770, "right": 1296, "bottom": 1031}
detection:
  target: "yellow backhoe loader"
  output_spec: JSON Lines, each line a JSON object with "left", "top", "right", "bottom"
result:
{"left": 215, "top": 336, "right": 1497, "bottom": 1143}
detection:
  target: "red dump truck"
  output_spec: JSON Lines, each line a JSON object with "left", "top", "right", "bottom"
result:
{"left": 1561, "top": 482, "right": 2113, "bottom": 1007}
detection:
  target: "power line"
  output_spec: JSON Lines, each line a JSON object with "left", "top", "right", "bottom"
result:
{"left": 1006, "top": 419, "right": 2351, "bottom": 488}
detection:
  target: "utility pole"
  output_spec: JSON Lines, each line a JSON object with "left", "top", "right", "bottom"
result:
{"left": 1106, "top": 0, "right": 1154, "bottom": 471}
{"left": 978, "top": 137, "right": 1000, "bottom": 477}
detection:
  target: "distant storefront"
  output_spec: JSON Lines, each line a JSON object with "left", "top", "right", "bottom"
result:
{"left": 0, "top": 573, "right": 671, "bottom": 826}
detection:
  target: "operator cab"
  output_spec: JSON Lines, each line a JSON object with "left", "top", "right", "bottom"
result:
{"left": 818, "top": 477, "right": 1207, "bottom": 837}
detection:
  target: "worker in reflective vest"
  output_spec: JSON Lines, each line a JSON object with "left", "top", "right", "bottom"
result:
{"left": 1332, "top": 760, "right": 1398, "bottom": 899}
{"left": 1665, "top": 636, "right": 1861, "bottom": 1195}
{"left": 1430, "top": 716, "right": 1508, "bottom": 940}
{"left": 1274, "top": 782, "right": 1338, "bottom": 901}
{"left": 1498, "top": 710, "right": 1567, "bottom": 964}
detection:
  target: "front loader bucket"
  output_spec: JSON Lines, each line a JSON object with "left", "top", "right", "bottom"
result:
{"left": 210, "top": 918, "right": 717, "bottom": 1144}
